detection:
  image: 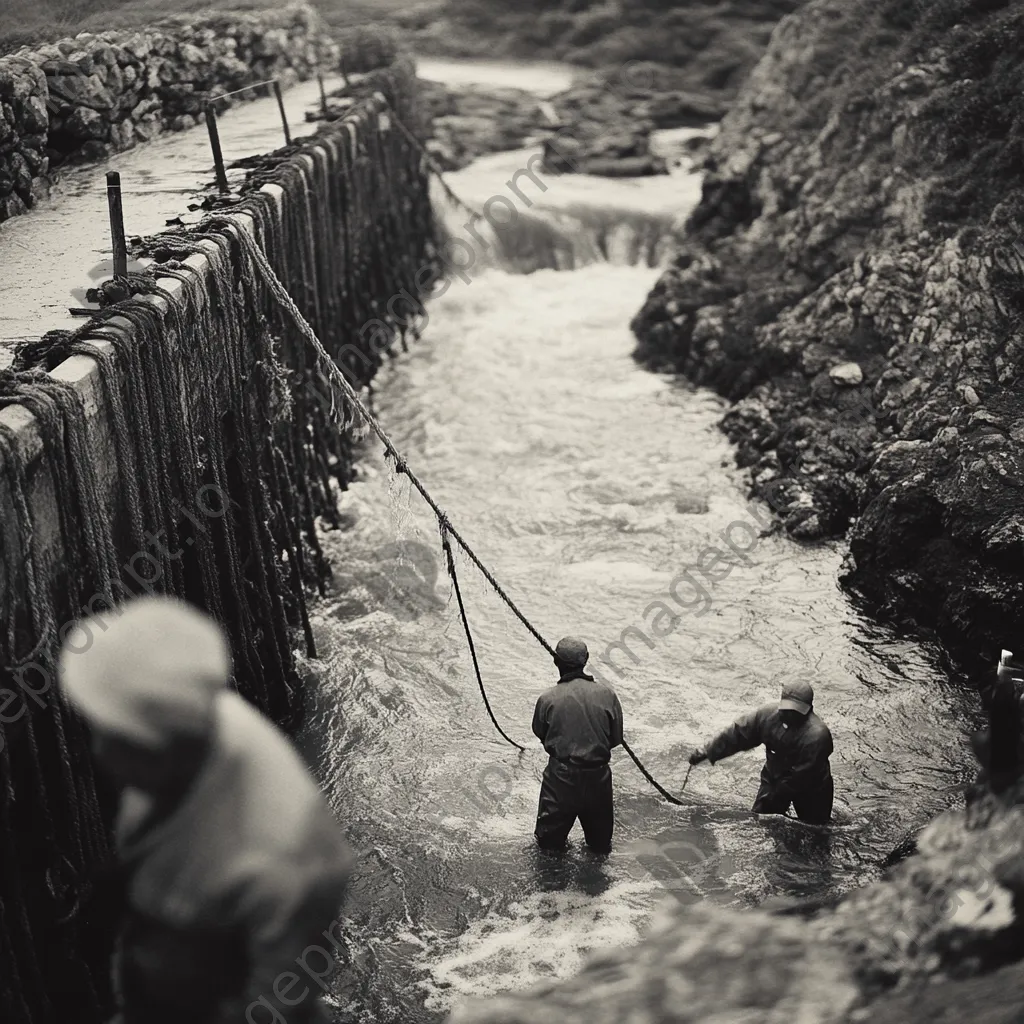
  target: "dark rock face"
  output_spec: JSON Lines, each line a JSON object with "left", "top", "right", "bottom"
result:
{"left": 0, "top": 4, "right": 340, "bottom": 226}
{"left": 631, "top": 0, "right": 1024, "bottom": 660}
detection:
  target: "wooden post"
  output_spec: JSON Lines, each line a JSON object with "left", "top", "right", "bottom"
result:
{"left": 318, "top": 73, "right": 329, "bottom": 118}
{"left": 205, "top": 104, "right": 230, "bottom": 193}
{"left": 105, "top": 171, "right": 128, "bottom": 280}
{"left": 340, "top": 56, "right": 350, "bottom": 88}
{"left": 272, "top": 80, "right": 292, "bottom": 146}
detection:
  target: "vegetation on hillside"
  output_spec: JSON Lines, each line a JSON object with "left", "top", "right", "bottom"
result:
{"left": 0, "top": 0, "right": 408, "bottom": 54}
{"left": 3, "top": 0, "right": 806, "bottom": 111}
{"left": 396, "top": 0, "right": 805, "bottom": 97}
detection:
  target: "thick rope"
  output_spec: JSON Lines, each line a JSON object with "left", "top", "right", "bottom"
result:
{"left": 441, "top": 529, "right": 525, "bottom": 752}
{"left": 222, "top": 221, "right": 557, "bottom": 658}
{"left": 618, "top": 755, "right": 692, "bottom": 807}
{"left": 229, "top": 224, "right": 694, "bottom": 805}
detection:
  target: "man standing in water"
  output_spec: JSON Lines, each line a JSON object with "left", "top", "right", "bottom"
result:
{"left": 532, "top": 637, "right": 624, "bottom": 854}
{"left": 688, "top": 680, "right": 834, "bottom": 824}
{"left": 58, "top": 596, "right": 353, "bottom": 1024}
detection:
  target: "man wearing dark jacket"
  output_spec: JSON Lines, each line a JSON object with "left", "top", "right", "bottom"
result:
{"left": 58, "top": 596, "right": 353, "bottom": 1024}
{"left": 688, "top": 681, "right": 834, "bottom": 825}
{"left": 532, "top": 637, "right": 624, "bottom": 854}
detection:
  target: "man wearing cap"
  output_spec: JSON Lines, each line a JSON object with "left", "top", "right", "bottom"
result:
{"left": 687, "top": 680, "right": 834, "bottom": 825}
{"left": 58, "top": 595, "right": 353, "bottom": 1024}
{"left": 532, "top": 636, "right": 624, "bottom": 854}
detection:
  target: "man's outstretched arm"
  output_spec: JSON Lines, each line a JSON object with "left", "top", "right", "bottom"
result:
{"left": 693, "top": 707, "right": 769, "bottom": 765}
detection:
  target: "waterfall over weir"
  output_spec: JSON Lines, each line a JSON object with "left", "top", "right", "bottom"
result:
{"left": 432, "top": 145, "right": 701, "bottom": 275}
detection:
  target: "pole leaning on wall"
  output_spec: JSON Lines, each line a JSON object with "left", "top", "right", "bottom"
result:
{"left": 105, "top": 171, "right": 128, "bottom": 280}
{"left": 205, "top": 105, "right": 230, "bottom": 194}
{"left": 317, "top": 73, "right": 329, "bottom": 118}
{"left": 272, "top": 81, "right": 292, "bottom": 146}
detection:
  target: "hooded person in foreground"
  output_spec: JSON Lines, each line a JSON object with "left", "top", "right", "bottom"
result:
{"left": 58, "top": 596, "right": 354, "bottom": 1024}
{"left": 688, "top": 680, "right": 834, "bottom": 825}
{"left": 532, "top": 637, "right": 624, "bottom": 854}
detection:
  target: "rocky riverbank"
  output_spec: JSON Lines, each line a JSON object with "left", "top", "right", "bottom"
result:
{"left": 0, "top": 3, "right": 337, "bottom": 225}
{"left": 631, "top": 0, "right": 1024, "bottom": 666}
{"left": 405, "top": 65, "right": 721, "bottom": 178}
{"left": 415, "top": 78, "right": 550, "bottom": 171}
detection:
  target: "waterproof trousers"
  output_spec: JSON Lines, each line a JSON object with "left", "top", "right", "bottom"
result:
{"left": 752, "top": 766, "right": 833, "bottom": 825}
{"left": 534, "top": 759, "right": 614, "bottom": 853}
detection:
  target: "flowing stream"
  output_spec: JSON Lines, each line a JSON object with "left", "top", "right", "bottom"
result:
{"left": 290, "top": 59, "right": 980, "bottom": 1023}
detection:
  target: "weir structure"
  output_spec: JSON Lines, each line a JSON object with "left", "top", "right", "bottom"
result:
{"left": 0, "top": 55, "right": 435, "bottom": 1024}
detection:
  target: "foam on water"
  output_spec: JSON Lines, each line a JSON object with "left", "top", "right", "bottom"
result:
{"left": 297, "top": 158, "right": 980, "bottom": 1022}
{"left": 418, "top": 879, "right": 661, "bottom": 1012}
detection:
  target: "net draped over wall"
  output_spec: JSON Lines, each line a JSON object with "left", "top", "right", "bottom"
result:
{"left": 0, "top": 56, "right": 436, "bottom": 1024}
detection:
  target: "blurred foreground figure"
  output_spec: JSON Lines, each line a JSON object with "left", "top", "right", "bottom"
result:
{"left": 532, "top": 637, "right": 624, "bottom": 853}
{"left": 58, "top": 596, "right": 353, "bottom": 1024}
{"left": 689, "top": 681, "right": 834, "bottom": 824}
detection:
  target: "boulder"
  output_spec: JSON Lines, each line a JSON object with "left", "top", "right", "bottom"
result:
{"left": 0, "top": 191, "right": 28, "bottom": 220}
{"left": 19, "top": 94, "right": 49, "bottom": 135}
{"left": 647, "top": 90, "right": 728, "bottom": 128}
{"left": 7, "top": 151, "right": 32, "bottom": 198}
{"left": 830, "top": 361, "right": 864, "bottom": 386}
{"left": 579, "top": 154, "right": 668, "bottom": 177}
{"left": 63, "top": 106, "right": 108, "bottom": 142}
{"left": 47, "top": 71, "right": 114, "bottom": 113}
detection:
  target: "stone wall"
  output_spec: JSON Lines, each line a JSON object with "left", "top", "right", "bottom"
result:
{"left": 0, "top": 59, "right": 434, "bottom": 1022}
{"left": 0, "top": 3, "right": 338, "bottom": 224}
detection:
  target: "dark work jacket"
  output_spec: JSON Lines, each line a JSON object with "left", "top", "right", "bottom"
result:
{"left": 706, "top": 704, "right": 833, "bottom": 799}
{"left": 532, "top": 671, "right": 624, "bottom": 767}
{"left": 113, "top": 693, "right": 352, "bottom": 1024}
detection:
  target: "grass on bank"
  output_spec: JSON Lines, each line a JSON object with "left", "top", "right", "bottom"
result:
{"left": 0, "top": 0, "right": 410, "bottom": 54}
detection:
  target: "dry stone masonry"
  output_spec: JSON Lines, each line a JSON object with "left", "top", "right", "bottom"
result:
{"left": 0, "top": 3, "right": 338, "bottom": 224}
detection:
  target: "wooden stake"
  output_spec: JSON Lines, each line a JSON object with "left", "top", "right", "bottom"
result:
{"left": 106, "top": 171, "right": 128, "bottom": 280}
{"left": 272, "top": 80, "right": 292, "bottom": 146}
{"left": 318, "top": 73, "right": 329, "bottom": 118}
{"left": 205, "top": 104, "right": 230, "bottom": 193}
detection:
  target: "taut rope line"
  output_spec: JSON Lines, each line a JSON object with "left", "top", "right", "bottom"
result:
{"left": 221, "top": 221, "right": 556, "bottom": 659}
{"left": 222, "top": 221, "right": 690, "bottom": 805}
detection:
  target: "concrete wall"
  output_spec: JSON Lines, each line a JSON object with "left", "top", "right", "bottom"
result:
{"left": 0, "top": 54, "right": 434, "bottom": 1023}
{"left": 0, "top": 3, "right": 339, "bottom": 223}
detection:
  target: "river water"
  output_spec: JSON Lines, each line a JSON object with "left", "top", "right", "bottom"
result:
{"left": 286, "top": 60, "right": 981, "bottom": 1023}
